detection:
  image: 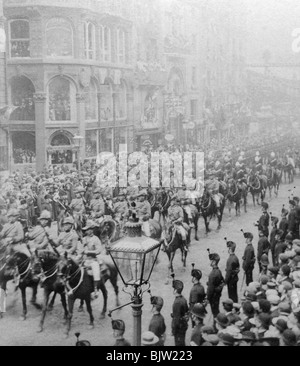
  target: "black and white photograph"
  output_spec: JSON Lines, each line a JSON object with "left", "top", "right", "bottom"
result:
{"left": 0, "top": 0, "right": 300, "bottom": 349}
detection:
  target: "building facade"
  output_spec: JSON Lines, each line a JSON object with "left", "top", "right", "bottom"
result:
{"left": 0, "top": 0, "right": 247, "bottom": 174}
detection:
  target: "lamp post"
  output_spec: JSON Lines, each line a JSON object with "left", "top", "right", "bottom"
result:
{"left": 107, "top": 217, "right": 161, "bottom": 346}
{"left": 73, "top": 133, "right": 84, "bottom": 173}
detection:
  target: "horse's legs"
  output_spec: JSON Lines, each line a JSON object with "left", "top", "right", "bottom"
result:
{"left": 203, "top": 215, "right": 210, "bottom": 234}
{"left": 60, "top": 292, "right": 69, "bottom": 320}
{"left": 228, "top": 200, "right": 232, "bottom": 217}
{"left": 85, "top": 298, "right": 94, "bottom": 328}
{"left": 78, "top": 299, "right": 84, "bottom": 312}
{"left": 65, "top": 297, "right": 75, "bottom": 336}
{"left": 20, "top": 286, "right": 27, "bottom": 320}
{"left": 48, "top": 291, "right": 57, "bottom": 311}
{"left": 194, "top": 219, "right": 199, "bottom": 241}
{"left": 99, "top": 281, "right": 108, "bottom": 319}
{"left": 38, "top": 289, "right": 51, "bottom": 332}
{"left": 110, "top": 275, "right": 120, "bottom": 307}
{"left": 0, "top": 285, "right": 7, "bottom": 316}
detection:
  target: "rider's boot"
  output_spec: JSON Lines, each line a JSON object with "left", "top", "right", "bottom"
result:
{"left": 183, "top": 240, "right": 189, "bottom": 252}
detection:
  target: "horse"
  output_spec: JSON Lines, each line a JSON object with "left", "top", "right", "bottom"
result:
{"left": 226, "top": 178, "right": 242, "bottom": 216}
{"left": 59, "top": 254, "right": 119, "bottom": 335}
{"left": 37, "top": 250, "right": 69, "bottom": 333}
{"left": 198, "top": 189, "right": 225, "bottom": 234}
{"left": 161, "top": 225, "right": 189, "bottom": 280}
{"left": 0, "top": 247, "right": 41, "bottom": 320}
{"left": 265, "top": 166, "right": 281, "bottom": 198}
{"left": 283, "top": 162, "right": 294, "bottom": 184}
{"left": 151, "top": 189, "right": 171, "bottom": 229}
{"left": 247, "top": 173, "right": 267, "bottom": 206}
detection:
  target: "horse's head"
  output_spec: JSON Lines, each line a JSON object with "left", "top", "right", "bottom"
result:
{"left": 38, "top": 250, "right": 60, "bottom": 271}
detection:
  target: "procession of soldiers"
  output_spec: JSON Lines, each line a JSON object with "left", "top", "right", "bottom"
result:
{"left": 1, "top": 130, "right": 300, "bottom": 347}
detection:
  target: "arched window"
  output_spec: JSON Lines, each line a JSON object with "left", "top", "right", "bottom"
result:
{"left": 117, "top": 28, "right": 125, "bottom": 64}
{"left": 85, "top": 79, "right": 98, "bottom": 121}
{"left": 100, "top": 25, "right": 111, "bottom": 62}
{"left": 10, "top": 76, "right": 35, "bottom": 121}
{"left": 48, "top": 77, "right": 75, "bottom": 121}
{"left": 114, "top": 82, "right": 127, "bottom": 119}
{"left": 84, "top": 22, "right": 96, "bottom": 60}
{"left": 46, "top": 18, "right": 73, "bottom": 58}
{"left": 51, "top": 133, "right": 71, "bottom": 146}
{"left": 9, "top": 20, "right": 30, "bottom": 58}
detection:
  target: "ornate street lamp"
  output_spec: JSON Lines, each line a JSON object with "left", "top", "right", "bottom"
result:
{"left": 107, "top": 215, "right": 161, "bottom": 346}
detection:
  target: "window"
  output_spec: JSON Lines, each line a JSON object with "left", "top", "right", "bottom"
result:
{"left": 84, "top": 79, "right": 98, "bottom": 121}
{"left": 86, "top": 130, "right": 98, "bottom": 158}
{"left": 100, "top": 83, "right": 113, "bottom": 120}
{"left": 114, "top": 82, "right": 127, "bottom": 119}
{"left": 100, "top": 26, "right": 111, "bottom": 62}
{"left": 48, "top": 77, "right": 75, "bottom": 121}
{"left": 117, "top": 28, "right": 125, "bottom": 64}
{"left": 10, "top": 76, "right": 35, "bottom": 121}
{"left": 9, "top": 20, "right": 30, "bottom": 58}
{"left": 84, "top": 22, "right": 96, "bottom": 60}
{"left": 46, "top": 18, "right": 73, "bottom": 58}
{"left": 12, "top": 132, "right": 36, "bottom": 164}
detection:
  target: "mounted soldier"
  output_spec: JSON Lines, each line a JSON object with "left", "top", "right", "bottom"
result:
{"left": 135, "top": 190, "right": 151, "bottom": 221}
{"left": 166, "top": 195, "right": 189, "bottom": 252}
{"left": 89, "top": 187, "right": 105, "bottom": 222}
{"left": 53, "top": 216, "right": 79, "bottom": 258}
{"left": 205, "top": 172, "right": 224, "bottom": 215}
{"left": 0, "top": 209, "right": 29, "bottom": 258}
{"left": 69, "top": 186, "right": 86, "bottom": 228}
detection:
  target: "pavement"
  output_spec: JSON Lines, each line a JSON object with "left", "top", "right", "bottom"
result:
{"left": 0, "top": 176, "right": 299, "bottom": 346}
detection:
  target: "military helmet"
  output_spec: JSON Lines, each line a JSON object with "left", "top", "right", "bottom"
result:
{"left": 191, "top": 268, "right": 202, "bottom": 280}
{"left": 172, "top": 279, "right": 184, "bottom": 291}
{"left": 191, "top": 303, "right": 207, "bottom": 319}
{"left": 150, "top": 296, "right": 164, "bottom": 309}
{"left": 62, "top": 217, "right": 75, "bottom": 225}
{"left": 39, "top": 210, "right": 52, "bottom": 220}
{"left": 208, "top": 253, "right": 220, "bottom": 263}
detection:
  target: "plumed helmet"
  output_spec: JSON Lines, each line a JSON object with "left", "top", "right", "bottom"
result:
{"left": 112, "top": 319, "right": 125, "bottom": 331}
{"left": 62, "top": 216, "right": 75, "bottom": 225}
{"left": 209, "top": 253, "right": 220, "bottom": 263}
{"left": 191, "top": 269, "right": 202, "bottom": 280}
{"left": 226, "top": 241, "right": 236, "bottom": 251}
{"left": 261, "top": 202, "right": 269, "bottom": 210}
{"left": 39, "top": 210, "right": 52, "bottom": 220}
{"left": 243, "top": 232, "right": 253, "bottom": 240}
{"left": 172, "top": 279, "right": 184, "bottom": 291}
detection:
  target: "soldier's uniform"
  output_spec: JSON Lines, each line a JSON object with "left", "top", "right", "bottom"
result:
{"left": 242, "top": 232, "right": 256, "bottom": 286}
{"left": 171, "top": 280, "right": 189, "bottom": 346}
{"left": 113, "top": 195, "right": 129, "bottom": 221}
{"left": 79, "top": 221, "right": 103, "bottom": 289}
{"left": 279, "top": 208, "right": 289, "bottom": 240}
{"left": 258, "top": 204, "right": 270, "bottom": 238}
{"left": 55, "top": 217, "right": 79, "bottom": 257}
{"left": 135, "top": 191, "right": 151, "bottom": 220}
{"left": 189, "top": 268, "right": 206, "bottom": 327}
{"left": 149, "top": 296, "right": 166, "bottom": 346}
{"left": 206, "top": 176, "right": 222, "bottom": 209}
{"left": 70, "top": 187, "right": 86, "bottom": 225}
{"left": 0, "top": 209, "right": 28, "bottom": 257}
{"left": 225, "top": 241, "right": 240, "bottom": 303}
{"left": 167, "top": 198, "right": 189, "bottom": 244}
{"left": 90, "top": 189, "right": 105, "bottom": 219}
{"left": 206, "top": 253, "right": 225, "bottom": 318}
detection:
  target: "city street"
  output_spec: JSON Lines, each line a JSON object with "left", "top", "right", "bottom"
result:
{"left": 0, "top": 178, "right": 298, "bottom": 346}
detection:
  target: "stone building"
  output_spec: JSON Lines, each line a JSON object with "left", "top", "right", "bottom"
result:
{"left": 0, "top": 0, "right": 247, "bottom": 173}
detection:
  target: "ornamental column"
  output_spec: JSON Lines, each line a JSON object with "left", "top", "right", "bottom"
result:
{"left": 34, "top": 92, "right": 47, "bottom": 173}
{"left": 76, "top": 93, "right": 86, "bottom": 161}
